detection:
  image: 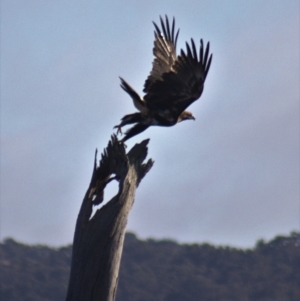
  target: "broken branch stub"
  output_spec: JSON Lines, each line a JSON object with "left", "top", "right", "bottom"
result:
{"left": 66, "top": 135, "right": 153, "bottom": 301}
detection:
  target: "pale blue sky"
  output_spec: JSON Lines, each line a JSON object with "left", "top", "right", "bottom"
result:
{"left": 1, "top": 0, "right": 299, "bottom": 247}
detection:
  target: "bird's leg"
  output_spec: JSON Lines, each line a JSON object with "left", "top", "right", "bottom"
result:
{"left": 113, "top": 125, "right": 123, "bottom": 135}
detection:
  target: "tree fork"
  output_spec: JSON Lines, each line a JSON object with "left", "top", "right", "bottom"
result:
{"left": 65, "top": 135, "right": 153, "bottom": 301}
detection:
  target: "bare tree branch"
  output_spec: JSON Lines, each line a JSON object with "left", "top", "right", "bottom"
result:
{"left": 65, "top": 135, "right": 153, "bottom": 301}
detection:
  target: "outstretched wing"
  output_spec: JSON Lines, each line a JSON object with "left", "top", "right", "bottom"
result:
{"left": 143, "top": 16, "right": 179, "bottom": 93}
{"left": 144, "top": 39, "right": 212, "bottom": 117}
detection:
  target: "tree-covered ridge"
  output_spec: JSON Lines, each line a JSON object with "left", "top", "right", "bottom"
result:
{"left": 0, "top": 232, "right": 299, "bottom": 301}
{"left": 0, "top": 238, "right": 71, "bottom": 301}
{"left": 118, "top": 232, "right": 300, "bottom": 301}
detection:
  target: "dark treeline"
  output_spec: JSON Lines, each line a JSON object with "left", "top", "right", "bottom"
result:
{"left": 0, "top": 232, "right": 299, "bottom": 301}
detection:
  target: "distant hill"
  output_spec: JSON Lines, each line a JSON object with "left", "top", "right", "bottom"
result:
{"left": 0, "top": 232, "right": 299, "bottom": 301}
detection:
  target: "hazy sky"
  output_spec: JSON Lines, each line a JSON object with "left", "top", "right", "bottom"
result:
{"left": 1, "top": 0, "right": 299, "bottom": 248}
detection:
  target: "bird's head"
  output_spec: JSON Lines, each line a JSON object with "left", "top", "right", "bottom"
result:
{"left": 178, "top": 111, "right": 195, "bottom": 123}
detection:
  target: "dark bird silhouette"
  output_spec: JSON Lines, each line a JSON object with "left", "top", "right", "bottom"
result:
{"left": 114, "top": 15, "right": 212, "bottom": 142}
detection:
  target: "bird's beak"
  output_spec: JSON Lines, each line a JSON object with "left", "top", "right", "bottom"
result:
{"left": 190, "top": 115, "right": 196, "bottom": 120}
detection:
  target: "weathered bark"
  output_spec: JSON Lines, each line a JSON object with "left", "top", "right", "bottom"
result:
{"left": 65, "top": 135, "right": 153, "bottom": 301}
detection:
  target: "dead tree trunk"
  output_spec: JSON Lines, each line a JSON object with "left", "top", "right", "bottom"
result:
{"left": 65, "top": 135, "right": 153, "bottom": 301}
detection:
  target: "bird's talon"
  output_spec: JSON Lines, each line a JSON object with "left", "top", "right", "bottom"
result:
{"left": 114, "top": 126, "right": 122, "bottom": 135}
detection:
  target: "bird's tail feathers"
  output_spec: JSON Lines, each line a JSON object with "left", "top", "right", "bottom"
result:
{"left": 119, "top": 77, "right": 146, "bottom": 112}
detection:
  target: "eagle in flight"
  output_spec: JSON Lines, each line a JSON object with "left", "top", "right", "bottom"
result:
{"left": 114, "top": 15, "right": 212, "bottom": 142}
